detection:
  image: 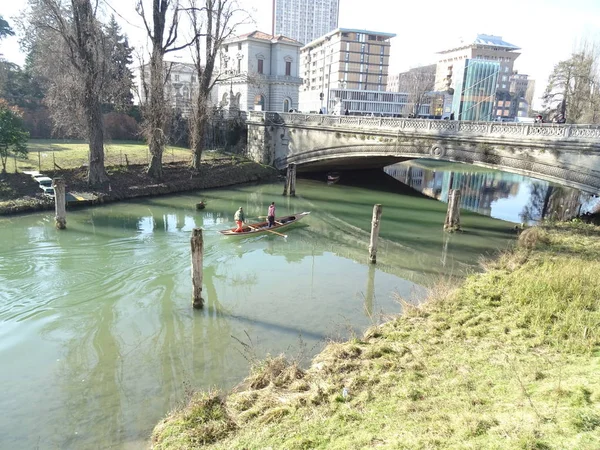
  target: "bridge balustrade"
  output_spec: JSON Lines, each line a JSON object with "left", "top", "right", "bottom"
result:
{"left": 248, "top": 111, "right": 600, "bottom": 141}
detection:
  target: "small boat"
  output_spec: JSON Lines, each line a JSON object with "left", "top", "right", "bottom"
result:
{"left": 327, "top": 172, "right": 341, "bottom": 182}
{"left": 219, "top": 211, "right": 311, "bottom": 236}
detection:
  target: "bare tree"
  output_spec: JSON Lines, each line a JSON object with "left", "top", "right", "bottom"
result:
{"left": 392, "top": 65, "right": 435, "bottom": 117}
{"left": 24, "top": 0, "right": 110, "bottom": 185}
{"left": 543, "top": 41, "right": 600, "bottom": 124}
{"left": 187, "top": 0, "right": 248, "bottom": 169}
{"left": 136, "top": 0, "right": 196, "bottom": 179}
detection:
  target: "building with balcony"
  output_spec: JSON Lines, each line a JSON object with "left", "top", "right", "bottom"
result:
{"left": 215, "top": 31, "right": 303, "bottom": 113}
{"left": 299, "top": 28, "right": 395, "bottom": 113}
{"left": 272, "top": 0, "right": 340, "bottom": 45}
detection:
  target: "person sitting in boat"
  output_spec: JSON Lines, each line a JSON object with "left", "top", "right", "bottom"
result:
{"left": 267, "top": 202, "right": 276, "bottom": 228}
{"left": 234, "top": 207, "right": 245, "bottom": 232}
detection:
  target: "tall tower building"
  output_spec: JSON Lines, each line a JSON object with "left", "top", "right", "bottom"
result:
{"left": 272, "top": 0, "right": 340, "bottom": 45}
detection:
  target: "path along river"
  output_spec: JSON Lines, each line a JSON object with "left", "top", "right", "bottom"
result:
{"left": 2, "top": 165, "right": 591, "bottom": 449}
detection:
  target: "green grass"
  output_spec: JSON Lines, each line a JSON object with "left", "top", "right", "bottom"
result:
{"left": 9, "top": 139, "right": 198, "bottom": 173}
{"left": 152, "top": 222, "right": 600, "bottom": 450}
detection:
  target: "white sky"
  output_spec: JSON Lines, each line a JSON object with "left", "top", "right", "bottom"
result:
{"left": 2, "top": 0, "right": 600, "bottom": 108}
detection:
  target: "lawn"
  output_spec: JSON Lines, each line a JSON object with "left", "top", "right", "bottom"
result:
{"left": 152, "top": 222, "right": 600, "bottom": 450}
{"left": 9, "top": 139, "right": 195, "bottom": 173}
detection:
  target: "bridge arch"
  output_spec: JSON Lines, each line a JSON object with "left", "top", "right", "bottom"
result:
{"left": 247, "top": 112, "right": 600, "bottom": 194}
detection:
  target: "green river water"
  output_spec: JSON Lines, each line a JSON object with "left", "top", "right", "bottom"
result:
{"left": 0, "top": 175, "right": 517, "bottom": 449}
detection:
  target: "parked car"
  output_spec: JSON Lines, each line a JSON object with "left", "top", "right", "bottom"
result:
{"left": 36, "top": 176, "right": 53, "bottom": 188}
{"left": 41, "top": 186, "right": 55, "bottom": 198}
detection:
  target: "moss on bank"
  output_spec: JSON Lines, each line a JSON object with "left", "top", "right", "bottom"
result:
{"left": 152, "top": 222, "right": 600, "bottom": 450}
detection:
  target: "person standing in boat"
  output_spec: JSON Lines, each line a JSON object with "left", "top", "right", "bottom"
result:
{"left": 234, "top": 207, "right": 245, "bottom": 232}
{"left": 267, "top": 202, "right": 276, "bottom": 228}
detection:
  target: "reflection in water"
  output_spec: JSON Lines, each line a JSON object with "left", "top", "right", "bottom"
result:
{"left": 385, "top": 160, "right": 599, "bottom": 224}
{"left": 0, "top": 179, "right": 517, "bottom": 449}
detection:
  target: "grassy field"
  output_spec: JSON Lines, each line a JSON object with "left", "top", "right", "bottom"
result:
{"left": 8, "top": 139, "right": 195, "bottom": 173}
{"left": 152, "top": 222, "right": 600, "bottom": 449}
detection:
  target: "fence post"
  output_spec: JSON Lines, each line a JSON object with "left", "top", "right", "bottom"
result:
{"left": 191, "top": 228, "right": 204, "bottom": 309}
{"left": 368, "top": 204, "right": 383, "bottom": 264}
{"left": 52, "top": 178, "right": 67, "bottom": 230}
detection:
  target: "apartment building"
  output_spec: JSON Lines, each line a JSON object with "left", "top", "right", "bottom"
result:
{"left": 299, "top": 28, "right": 395, "bottom": 113}
{"left": 272, "top": 0, "right": 339, "bottom": 45}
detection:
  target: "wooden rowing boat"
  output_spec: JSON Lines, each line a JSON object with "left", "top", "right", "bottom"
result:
{"left": 219, "top": 211, "right": 311, "bottom": 236}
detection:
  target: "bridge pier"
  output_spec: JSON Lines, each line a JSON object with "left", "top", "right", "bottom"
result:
{"left": 52, "top": 178, "right": 67, "bottom": 230}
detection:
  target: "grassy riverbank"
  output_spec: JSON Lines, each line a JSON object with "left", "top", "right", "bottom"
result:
{"left": 8, "top": 139, "right": 192, "bottom": 173}
{"left": 152, "top": 222, "right": 600, "bottom": 449}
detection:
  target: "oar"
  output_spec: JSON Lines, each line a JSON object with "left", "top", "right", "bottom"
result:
{"left": 265, "top": 228, "right": 287, "bottom": 238}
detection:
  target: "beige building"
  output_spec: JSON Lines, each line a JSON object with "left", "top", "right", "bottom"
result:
{"left": 299, "top": 28, "right": 395, "bottom": 113}
{"left": 434, "top": 34, "right": 521, "bottom": 93}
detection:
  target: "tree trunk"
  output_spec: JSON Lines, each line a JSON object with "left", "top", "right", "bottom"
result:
{"left": 191, "top": 94, "right": 208, "bottom": 170}
{"left": 147, "top": 50, "right": 166, "bottom": 179}
{"left": 86, "top": 92, "right": 108, "bottom": 186}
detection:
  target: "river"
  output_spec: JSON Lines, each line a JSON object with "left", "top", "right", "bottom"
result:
{"left": 0, "top": 166, "right": 571, "bottom": 449}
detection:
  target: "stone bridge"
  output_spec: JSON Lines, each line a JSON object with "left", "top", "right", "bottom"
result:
{"left": 246, "top": 111, "right": 600, "bottom": 193}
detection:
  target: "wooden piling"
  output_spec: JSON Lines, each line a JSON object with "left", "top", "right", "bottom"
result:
{"left": 289, "top": 163, "right": 296, "bottom": 196}
{"left": 52, "top": 178, "right": 67, "bottom": 230}
{"left": 191, "top": 228, "right": 204, "bottom": 309}
{"left": 368, "top": 204, "right": 382, "bottom": 264}
{"left": 444, "top": 189, "right": 461, "bottom": 231}
{"left": 283, "top": 165, "right": 290, "bottom": 196}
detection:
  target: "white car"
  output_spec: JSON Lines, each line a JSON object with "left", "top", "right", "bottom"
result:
{"left": 41, "top": 186, "right": 55, "bottom": 198}
{"left": 36, "top": 176, "right": 53, "bottom": 188}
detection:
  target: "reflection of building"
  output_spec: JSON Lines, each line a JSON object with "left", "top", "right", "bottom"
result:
{"left": 135, "top": 62, "right": 199, "bottom": 116}
{"left": 385, "top": 163, "right": 524, "bottom": 218}
{"left": 272, "top": 0, "right": 340, "bottom": 45}
{"left": 216, "top": 31, "right": 303, "bottom": 112}
{"left": 299, "top": 28, "right": 395, "bottom": 114}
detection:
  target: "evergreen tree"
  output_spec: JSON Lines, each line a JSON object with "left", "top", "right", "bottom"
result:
{"left": 103, "top": 15, "right": 134, "bottom": 111}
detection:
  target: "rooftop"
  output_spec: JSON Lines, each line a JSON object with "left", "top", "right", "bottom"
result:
{"left": 227, "top": 30, "right": 303, "bottom": 46}
{"left": 438, "top": 34, "right": 521, "bottom": 53}
{"left": 302, "top": 28, "right": 396, "bottom": 50}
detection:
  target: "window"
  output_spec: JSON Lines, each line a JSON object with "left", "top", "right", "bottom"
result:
{"left": 258, "top": 59, "right": 264, "bottom": 74}
{"left": 238, "top": 43, "right": 242, "bottom": 50}
{"left": 285, "top": 61, "right": 291, "bottom": 76}
{"left": 224, "top": 45, "right": 229, "bottom": 52}
{"left": 284, "top": 98, "right": 290, "bottom": 112}
{"left": 237, "top": 58, "right": 241, "bottom": 73}
{"left": 174, "top": 74, "right": 180, "bottom": 81}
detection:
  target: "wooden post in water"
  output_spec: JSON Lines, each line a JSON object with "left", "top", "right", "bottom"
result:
{"left": 191, "top": 228, "right": 204, "bottom": 309}
{"left": 289, "top": 163, "right": 296, "bottom": 196}
{"left": 52, "top": 178, "right": 67, "bottom": 230}
{"left": 368, "top": 204, "right": 383, "bottom": 264}
{"left": 282, "top": 165, "right": 290, "bottom": 196}
{"left": 444, "top": 189, "right": 461, "bottom": 231}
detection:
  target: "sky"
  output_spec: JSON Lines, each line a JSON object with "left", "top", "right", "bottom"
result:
{"left": 2, "top": 0, "right": 600, "bottom": 108}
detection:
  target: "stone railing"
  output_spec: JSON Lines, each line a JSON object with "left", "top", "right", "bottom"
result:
{"left": 246, "top": 111, "right": 600, "bottom": 140}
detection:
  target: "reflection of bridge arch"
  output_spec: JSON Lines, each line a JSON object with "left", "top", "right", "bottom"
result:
{"left": 247, "top": 112, "right": 600, "bottom": 193}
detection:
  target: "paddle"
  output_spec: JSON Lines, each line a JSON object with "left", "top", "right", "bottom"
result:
{"left": 265, "top": 228, "right": 287, "bottom": 238}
